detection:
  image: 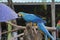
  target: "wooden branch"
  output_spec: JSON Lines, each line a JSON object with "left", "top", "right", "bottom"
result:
{"left": 1, "top": 22, "right": 56, "bottom": 35}
{"left": 11, "top": 33, "right": 24, "bottom": 40}
{"left": 1, "top": 28, "right": 20, "bottom": 34}
{"left": 6, "top": 22, "right": 26, "bottom": 29}
{"left": 24, "top": 29, "right": 31, "bottom": 40}
{"left": 46, "top": 26, "right": 56, "bottom": 31}
{"left": 1, "top": 26, "right": 56, "bottom": 35}
{"left": 1, "top": 22, "right": 26, "bottom": 34}
{"left": 6, "top": 22, "right": 56, "bottom": 31}
{"left": 26, "top": 23, "right": 35, "bottom": 40}
{"left": 34, "top": 26, "right": 56, "bottom": 31}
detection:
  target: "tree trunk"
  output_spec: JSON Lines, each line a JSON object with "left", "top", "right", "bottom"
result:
{"left": 51, "top": 0, "right": 56, "bottom": 40}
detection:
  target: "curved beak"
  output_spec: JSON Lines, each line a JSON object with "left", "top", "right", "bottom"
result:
{"left": 18, "top": 14, "right": 22, "bottom": 17}
{"left": 18, "top": 14, "right": 22, "bottom": 18}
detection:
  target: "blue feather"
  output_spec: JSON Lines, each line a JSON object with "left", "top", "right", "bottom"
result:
{"left": 19, "top": 12, "right": 45, "bottom": 23}
{"left": 37, "top": 23, "right": 54, "bottom": 40}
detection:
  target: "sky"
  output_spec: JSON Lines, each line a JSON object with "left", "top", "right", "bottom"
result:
{"left": 0, "top": 0, "right": 60, "bottom": 2}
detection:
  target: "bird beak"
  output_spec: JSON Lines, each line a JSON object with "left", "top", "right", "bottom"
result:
{"left": 18, "top": 14, "right": 22, "bottom": 18}
{"left": 18, "top": 14, "right": 22, "bottom": 17}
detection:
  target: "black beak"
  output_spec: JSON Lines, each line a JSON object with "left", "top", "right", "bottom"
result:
{"left": 18, "top": 14, "right": 22, "bottom": 19}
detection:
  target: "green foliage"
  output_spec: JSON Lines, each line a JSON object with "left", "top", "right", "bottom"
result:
{"left": 57, "top": 14, "right": 60, "bottom": 17}
{"left": 42, "top": 0, "right": 47, "bottom": 10}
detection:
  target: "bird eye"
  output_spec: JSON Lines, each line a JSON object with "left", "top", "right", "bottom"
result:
{"left": 18, "top": 14, "right": 22, "bottom": 19}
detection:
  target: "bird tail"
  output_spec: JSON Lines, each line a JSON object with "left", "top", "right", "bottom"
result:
{"left": 37, "top": 23, "right": 54, "bottom": 40}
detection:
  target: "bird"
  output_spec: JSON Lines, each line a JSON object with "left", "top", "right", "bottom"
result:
{"left": 56, "top": 20, "right": 60, "bottom": 29}
{"left": 18, "top": 12, "right": 54, "bottom": 40}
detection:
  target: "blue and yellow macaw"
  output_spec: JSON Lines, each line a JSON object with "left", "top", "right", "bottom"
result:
{"left": 18, "top": 12, "right": 54, "bottom": 40}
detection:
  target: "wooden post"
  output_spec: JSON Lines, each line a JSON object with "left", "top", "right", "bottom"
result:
{"left": 32, "top": 23, "right": 41, "bottom": 40}
{"left": 24, "top": 29, "right": 31, "bottom": 40}
{"left": 25, "top": 23, "right": 42, "bottom": 40}
{"left": 11, "top": 33, "right": 24, "bottom": 40}
{"left": 37, "top": 30, "right": 43, "bottom": 40}
{"left": 0, "top": 23, "right": 1, "bottom": 40}
{"left": 26, "top": 23, "right": 35, "bottom": 40}
{"left": 51, "top": 0, "right": 56, "bottom": 40}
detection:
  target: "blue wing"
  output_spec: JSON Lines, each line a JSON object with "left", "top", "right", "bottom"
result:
{"left": 23, "top": 14, "right": 46, "bottom": 23}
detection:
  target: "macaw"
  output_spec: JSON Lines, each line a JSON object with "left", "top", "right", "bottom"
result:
{"left": 18, "top": 12, "right": 54, "bottom": 40}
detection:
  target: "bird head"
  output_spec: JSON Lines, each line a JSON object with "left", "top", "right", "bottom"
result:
{"left": 18, "top": 12, "right": 25, "bottom": 17}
